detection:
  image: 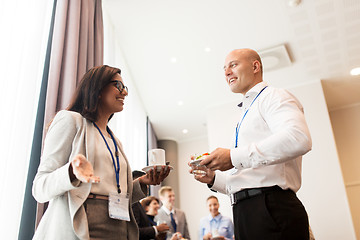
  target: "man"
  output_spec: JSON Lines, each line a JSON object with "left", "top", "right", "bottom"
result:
{"left": 199, "top": 196, "right": 234, "bottom": 240}
{"left": 192, "top": 49, "right": 312, "bottom": 240}
{"left": 155, "top": 186, "right": 191, "bottom": 239}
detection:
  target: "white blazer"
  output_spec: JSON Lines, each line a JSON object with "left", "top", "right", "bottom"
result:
{"left": 32, "top": 110, "right": 146, "bottom": 240}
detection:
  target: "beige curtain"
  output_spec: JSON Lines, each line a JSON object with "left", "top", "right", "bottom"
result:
{"left": 36, "top": 0, "right": 104, "bottom": 228}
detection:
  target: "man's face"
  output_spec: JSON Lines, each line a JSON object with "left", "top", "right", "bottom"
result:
{"left": 223, "top": 50, "right": 257, "bottom": 95}
{"left": 207, "top": 198, "right": 219, "bottom": 217}
{"left": 161, "top": 190, "right": 176, "bottom": 207}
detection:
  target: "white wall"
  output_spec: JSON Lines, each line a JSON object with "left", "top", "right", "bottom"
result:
{"left": 289, "top": 81, "right": 356, "bottom": 240}
{"left": 103, "top": 11, "right": 148, "bottom": 171}
{"left": 180, "top": 81, "right": 356, "bottom": 240}
{"left": 329, "top": 104, "right": 360, "bottom": 240}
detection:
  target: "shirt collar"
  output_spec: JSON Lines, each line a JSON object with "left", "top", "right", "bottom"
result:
{"left": 161, "top": 205, "right": 175, "bottom": 215}
{"left": 238, "top": 81, "right": 268, "bottom": 108}
{"left": 207, "top": 213, "right": 222, "bottom": 221}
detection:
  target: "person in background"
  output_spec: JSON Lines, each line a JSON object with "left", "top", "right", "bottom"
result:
{"left": 199, "top": 196, "right": 234, "bottom": 240}
{"left": 132, "top": 170, "right": 169, "bottom": 240}
{"left": 138, "top": 196, "right": 169, "bottom": 240}
{"left": 190, "top": 49, "right": 312, "bottom": 240}
{"left": 32, "top": 65, "right": 170, "bottom": 240}
{"left": 155, "top": 186, "right": 191, "bottom": 240}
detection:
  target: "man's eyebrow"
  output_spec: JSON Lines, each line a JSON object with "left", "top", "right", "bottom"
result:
{"left": 224, "top": 60, "right": 237, "bottom": 69}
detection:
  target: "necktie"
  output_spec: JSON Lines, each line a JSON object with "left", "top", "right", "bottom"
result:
{"left": 170, "top": 212, "right": 177, "bottom": 232}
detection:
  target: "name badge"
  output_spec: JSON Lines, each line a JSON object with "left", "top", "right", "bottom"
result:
{"left": 108, "top": 192, "right": 130, "bottom": 221}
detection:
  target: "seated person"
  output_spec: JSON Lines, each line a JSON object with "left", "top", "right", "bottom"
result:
{"left": 199, "top": 196, "right": 234, "bottom": 240}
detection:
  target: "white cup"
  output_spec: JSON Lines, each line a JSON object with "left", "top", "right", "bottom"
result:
{"left": 212, "top": 229, "right": 219, "bottom": 238}
{"left": 148, "top": 149, "right": 166, "bottom": 166}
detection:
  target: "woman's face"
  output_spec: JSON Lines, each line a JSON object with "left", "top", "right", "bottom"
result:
{"left": 98, "top": 73, "right": 128, "bottom": 115}
{"left": 146, "top": 200, "right": 160, "bottom": 216}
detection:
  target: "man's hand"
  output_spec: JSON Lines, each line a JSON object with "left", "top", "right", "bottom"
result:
{"left": 189, "top": 166, "right": 216, "bottom": 185}
{"left": 156, "top": 223, "right": 170, "bottom": 233}
{"left": 170, "top": 232, "right": 182, "bottom": 240}
{"left": 203, "top": 233, "right": 212, "bottom": 240}
{"left": 139, "top": 166, "right": 170, "bottom": 185}
{"left": 70, "top": 154, "right": 100, "bottom": 183}
{"left": 200, "top": 148, "right": 233, "bottom": 171}
{"left": 213, "top": 236, "right": 225, "bottom": 240}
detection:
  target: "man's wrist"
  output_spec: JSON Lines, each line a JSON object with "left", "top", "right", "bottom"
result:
{"left": 207, "top": 174, "right": 216, "bottom": 188}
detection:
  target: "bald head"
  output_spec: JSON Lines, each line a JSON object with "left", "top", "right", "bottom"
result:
{"left": 227, "top": 49, "right": 263, "bottom": 75}
{"left": 223, "top": 48, "right": 263, "bottom": 94}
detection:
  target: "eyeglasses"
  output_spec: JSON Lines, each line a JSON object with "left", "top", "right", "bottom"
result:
{"left": 111, "top": 80, "right": 128, "bottom": 94}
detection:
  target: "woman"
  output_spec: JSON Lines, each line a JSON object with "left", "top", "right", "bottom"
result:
{"left": 32, "top": 65, "right": 169, "bottom": 240}
{"left": 199, "top": 196, "right": 234, "bottom": 240}
{"left": 133, "top": 196, "right": 169, "bottom": 240}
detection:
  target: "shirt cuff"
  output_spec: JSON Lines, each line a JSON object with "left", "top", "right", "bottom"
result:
{"left": 153, "top": 226, "right": 158, "bottom": 235}
{"left": 230, "top": 146, "right": 249, "bottom": 169}
{"left": 211, "top": 171, "right": 227, "bottom": 194}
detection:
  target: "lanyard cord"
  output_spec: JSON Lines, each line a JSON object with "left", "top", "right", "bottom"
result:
{"left": 93, "top": 122, "right": 121, "bottom": 193}
{"left": 235, "top": 86, "right": 268, "bottom": 148}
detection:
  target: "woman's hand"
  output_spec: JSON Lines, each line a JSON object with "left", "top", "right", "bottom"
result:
{"left": 156, "top": 223, "right": 170, "bottom": 233}
{"left": 139, "top": 166, "right": 170, "bottom": 185}
{"left": 70, "top": 154, "right": 100, "bottom": 183}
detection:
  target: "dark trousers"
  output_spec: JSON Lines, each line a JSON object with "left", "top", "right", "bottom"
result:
{"left": 232, "top": 188, "right": 309, "bottom": 240}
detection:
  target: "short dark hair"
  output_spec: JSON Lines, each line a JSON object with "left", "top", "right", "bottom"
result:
{"left": 207, "top": 195, "right": 218, "bottom": 202}
{"left": 141, "top": 196, "right": 159, "bottom": 211}
{"left": 67, "top": 65, "right": 121, "bottom": 122}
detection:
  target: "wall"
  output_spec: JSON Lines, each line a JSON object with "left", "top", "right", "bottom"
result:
{"left": 158, "top": 140, "right": 180, "bottom": 207}
{"left": 329, "top": 104, "right": 360, "bottom": 240}
{"left": 175, "top": 81, "right": 357, "bottom": 239}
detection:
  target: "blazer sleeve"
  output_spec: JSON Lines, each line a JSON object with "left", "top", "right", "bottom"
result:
{"left": 132, "top": 203, "right": 156, "bottom": 239}
{"left": 183, "top": 214, "right": 191, "bottom": 240}
{"left": 180, "top": 211, "right": 191, "bottom": 240}
{"left": 32, "top": 110, "right": 80, "bottom": 203}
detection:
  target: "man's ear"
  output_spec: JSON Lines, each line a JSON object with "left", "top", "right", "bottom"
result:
{"left": 253, "top": 61, "right": 260, "bottom": 73}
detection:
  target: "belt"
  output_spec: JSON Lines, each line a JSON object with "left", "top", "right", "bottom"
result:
{"left": 230, "top": 185, "right": 282, "bottom": 205}
{"left": 87, "top": 193, "right": 109, "bottom": 201}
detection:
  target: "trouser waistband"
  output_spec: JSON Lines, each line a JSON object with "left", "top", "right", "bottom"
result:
{"left": 230, "top": 185, "right": 284, "bottom": 205}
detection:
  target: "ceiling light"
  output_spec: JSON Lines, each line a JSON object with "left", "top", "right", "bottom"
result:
{"left": 182, "top": 129, "right": 188, "bottom": 134}
{"left": 259, "top": 44, "right": 292, "bottom": 72}
{"left": 177, "top": 101, "right": 184, "bottom": 106}
{"left": 171, "top": 57, "right": 177, "bottom": 63}
{"left": 350, "top": 67, "right": 360, "bottom": 76}
{"left": 204, "top": 47, "right": 211, "bottom": 52}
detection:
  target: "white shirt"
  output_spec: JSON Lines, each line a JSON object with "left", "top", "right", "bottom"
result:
{"left": 161, "top": 205, "right": 176, "bottom": 219}
{"left": 212, "top": 82, "right": 312, "bottom": 194}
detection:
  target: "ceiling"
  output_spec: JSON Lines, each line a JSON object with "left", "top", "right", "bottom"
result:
{"left": 103, "top": 0, "right": 360, "bottom": 143}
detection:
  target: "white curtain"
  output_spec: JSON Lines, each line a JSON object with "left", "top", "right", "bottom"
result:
{"left": 0, "top": 0, "right": 54, "bottom": 238}
{"left": 103, "top": 9, "right": 148, "bottom": 172}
